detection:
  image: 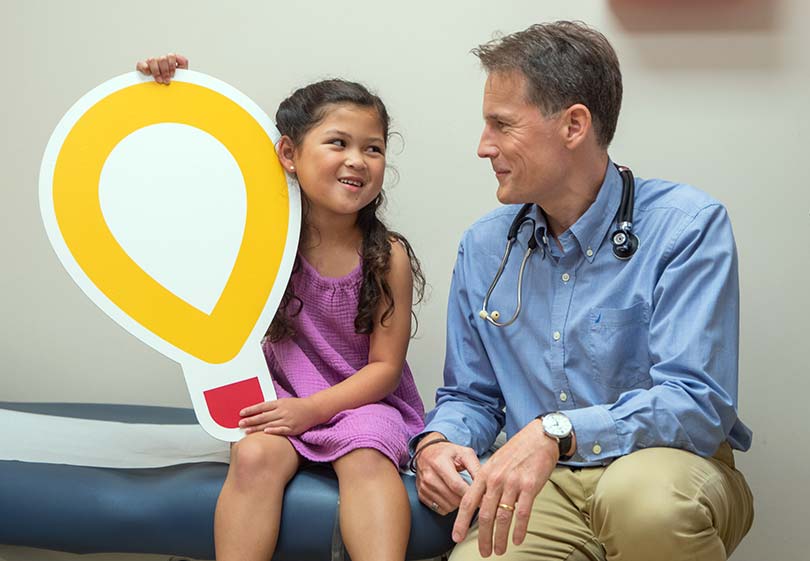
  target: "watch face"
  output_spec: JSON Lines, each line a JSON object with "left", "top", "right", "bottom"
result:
{"left": 543, "top": 412, "right": 572, "bottom": 437}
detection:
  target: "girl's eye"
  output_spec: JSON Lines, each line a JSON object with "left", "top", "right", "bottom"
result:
{"left": 367, "top": 145, "right": 385, "bottom": 154}
{"left": 329, "top": 139, "right": 346, "bottom": 147}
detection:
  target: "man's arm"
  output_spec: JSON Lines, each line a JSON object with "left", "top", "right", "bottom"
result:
{"left": 413, "top": 238, "right": 506, "bottom": 514}
{"left": 566, "top": 203, "right": 746, "bottom": 462}
{"left": 414, "top": 237, "right": 507, "bottom": 452}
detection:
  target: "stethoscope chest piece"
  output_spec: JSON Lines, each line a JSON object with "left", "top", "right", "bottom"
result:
{"left": 610, "top": 224, "right": 638, "bottom": 260}
{"left": 610, "top": 166, "right": 638, "bottom": 260}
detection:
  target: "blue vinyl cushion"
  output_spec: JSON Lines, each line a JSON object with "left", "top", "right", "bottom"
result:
{"left": 0, "top": 403, "right": 456, "bottom": 560}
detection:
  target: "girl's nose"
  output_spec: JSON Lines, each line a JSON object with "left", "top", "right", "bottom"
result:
{"left": 345, "top": 151, "right": 367, "bottom": 169}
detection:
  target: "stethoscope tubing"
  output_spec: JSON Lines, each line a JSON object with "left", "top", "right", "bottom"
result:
{"left": 479, "top": 165, "right": 637, "bottom": 327}
{"left": 480, "top": 238, "right": 536, "bottom": 327}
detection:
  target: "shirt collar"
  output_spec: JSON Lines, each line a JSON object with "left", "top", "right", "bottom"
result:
{"left": 543, "top": 160, "right": 622, "bottom": 263}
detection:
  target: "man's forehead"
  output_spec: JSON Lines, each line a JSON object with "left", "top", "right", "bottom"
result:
{"left": 484, "top": 70, "right": 529, "bottom": 95}
{"left": 482, "top": 71, "right": 534, "bottom": 116}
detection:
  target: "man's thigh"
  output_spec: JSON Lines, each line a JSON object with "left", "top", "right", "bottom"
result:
{"left": 590, "top": 444, "right": 754, "bottom": 561}
{"left": 449, "top": 468, "right": 606, "bottom": 561}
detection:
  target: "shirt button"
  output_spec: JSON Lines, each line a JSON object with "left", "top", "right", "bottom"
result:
{"left": 561, "top": 273, "right": 570, "bottom": 282}
{"left": 559, "top": 391, "right": 568, "bottom": 402}
{"left": 553, "top": 331, "right": 561, "bottom": 341}
{"left": 592, "top": 443, "right": 602, "bottom": 455}
{"left": 586, "top": 248, "right": 594, "bottom": 257}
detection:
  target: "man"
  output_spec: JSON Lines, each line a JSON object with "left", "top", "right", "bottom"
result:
{"left": 412, "top": 21, "right": 753, "bottom": 561}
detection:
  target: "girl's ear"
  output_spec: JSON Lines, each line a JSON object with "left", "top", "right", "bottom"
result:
{"left": 276, "top": 135, "right": 297, "bottom": 173}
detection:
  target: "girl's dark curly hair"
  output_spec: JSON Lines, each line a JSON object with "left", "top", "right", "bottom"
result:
{"left": 265, "top": 79, "right": 425, "bottom": 342}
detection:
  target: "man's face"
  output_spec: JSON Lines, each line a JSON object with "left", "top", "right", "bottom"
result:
{"left": 477, "top": 71, "right": 566, "bottom": 205}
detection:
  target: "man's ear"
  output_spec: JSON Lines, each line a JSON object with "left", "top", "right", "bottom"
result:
{"left": 561, "top": 104, "right": 592, "bottom": 150}
{"left": 276, "top": 135, "right": 297, "bottom": 173}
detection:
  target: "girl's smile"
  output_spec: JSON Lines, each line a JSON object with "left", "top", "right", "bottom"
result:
{"left": 338, "top": 175, "right": 365, "bottom": 192}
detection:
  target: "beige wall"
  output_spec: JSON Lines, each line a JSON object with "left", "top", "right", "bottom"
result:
{"left": 2, "top": 1, "right": 808, "bottom": 559}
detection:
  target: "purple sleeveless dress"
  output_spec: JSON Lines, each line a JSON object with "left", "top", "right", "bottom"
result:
{"left": 263, "top": 256, "right": 425, "bottom": 468}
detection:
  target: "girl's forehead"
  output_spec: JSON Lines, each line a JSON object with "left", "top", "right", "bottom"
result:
{"left": 314, "top": 104, "right": 385, "bottom": 133}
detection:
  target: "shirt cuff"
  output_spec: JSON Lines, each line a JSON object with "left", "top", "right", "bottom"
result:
{"left": 564, "top": 405, "right": 622, "bottom": 464}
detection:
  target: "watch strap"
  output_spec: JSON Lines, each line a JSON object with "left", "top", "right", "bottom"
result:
{"left": 557, "top": 433, "right": 574, "bottom": 461}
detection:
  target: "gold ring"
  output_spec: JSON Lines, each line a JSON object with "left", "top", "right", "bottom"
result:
{"left": 498, "top": 503, "right": 515, "bottom": 512}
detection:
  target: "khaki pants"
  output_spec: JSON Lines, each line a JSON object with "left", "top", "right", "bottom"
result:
{"left": 450, "top": 444, "right": 753, "bottom": 561}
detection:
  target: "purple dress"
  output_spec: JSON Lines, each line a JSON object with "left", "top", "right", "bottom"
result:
{"left": 263, "top": 256, "right": 425, "bottom": 468}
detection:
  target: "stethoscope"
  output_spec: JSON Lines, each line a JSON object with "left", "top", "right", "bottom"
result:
{"left": 479, "top": 165, "right": 638, "bottom": 327}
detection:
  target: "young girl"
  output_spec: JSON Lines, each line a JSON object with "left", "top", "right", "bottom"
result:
{"left": 138, "top": 56, "right": 427, "bottom": 561}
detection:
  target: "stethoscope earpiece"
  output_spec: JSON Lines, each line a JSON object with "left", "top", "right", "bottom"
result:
{"left": 479, "top": 164, "right": 639, "bottom": 327}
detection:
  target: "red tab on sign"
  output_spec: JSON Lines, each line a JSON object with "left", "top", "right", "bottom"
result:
{"left": 203, "top": 377, "right": 264, "bottom": 428}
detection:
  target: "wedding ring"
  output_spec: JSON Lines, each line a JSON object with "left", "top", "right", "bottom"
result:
{"left": 498, "top": 503, "right": 515, "bottom": 512}
{"left": 430, "top": 501, "right": 440, "bottom": 512}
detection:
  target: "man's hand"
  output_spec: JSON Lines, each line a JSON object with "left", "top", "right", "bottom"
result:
{"left": 415, "top": 433, "right": 481, "bottom": 516}
{"left": 238, "top": 397, "right": 324, "bottom": 436}
{"left": 452, "top": 420, "right": 559, "bottom": 557}
{"left": 135, "top": 53, "right": 189, "bottom": 84}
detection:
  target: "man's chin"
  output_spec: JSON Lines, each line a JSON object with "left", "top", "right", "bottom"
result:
{"left": 496, "top": 185, "right": 520, "bottom": 205}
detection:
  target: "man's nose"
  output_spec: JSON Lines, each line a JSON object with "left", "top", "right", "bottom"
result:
{"left": 477, "top": 130, "right": 497, "bottom": 159}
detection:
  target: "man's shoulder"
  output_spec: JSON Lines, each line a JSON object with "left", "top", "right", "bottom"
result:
{"left": 461, "top": 205, "right": 523, "bottom": 246}
{"left": 635, "top": 177, "right": 725, "bottom": 219}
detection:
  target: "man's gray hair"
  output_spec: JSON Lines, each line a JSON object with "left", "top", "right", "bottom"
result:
{"left": 473, "top": 21, "right": 623, "bottom": 147}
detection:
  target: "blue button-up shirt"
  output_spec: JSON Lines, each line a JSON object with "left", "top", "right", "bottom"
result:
{"left": 421, "top": 162, "right": 752, "bottom": 465}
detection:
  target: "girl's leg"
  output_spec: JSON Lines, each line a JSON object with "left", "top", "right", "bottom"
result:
{"left": 214, "top": 433, "right": 300, "bottom": 561}
{"left": 332, "top": 448, "right": 410, "bottom": 561}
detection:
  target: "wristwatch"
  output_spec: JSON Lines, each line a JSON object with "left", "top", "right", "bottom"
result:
{"left": 537, "top": 411, "right": 574, "bottom": 461}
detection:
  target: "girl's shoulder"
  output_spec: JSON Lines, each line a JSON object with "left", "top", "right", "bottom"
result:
{"left": 386, "top": 238, "right": 414, "bottom": 278}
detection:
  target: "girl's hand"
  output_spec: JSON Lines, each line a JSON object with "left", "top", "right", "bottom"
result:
{"left": 238, "top": 397, "right": 323, "bottom": 436}
{"left": 135, "top": 53, "right": 189, "bottom": 84}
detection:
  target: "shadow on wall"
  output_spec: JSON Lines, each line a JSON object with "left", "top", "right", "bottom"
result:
{"left": 608, "top": 0, "right": 785, "bottom": 70}
{"left": 609, "top": 0, "right": 780, "bottom": 32}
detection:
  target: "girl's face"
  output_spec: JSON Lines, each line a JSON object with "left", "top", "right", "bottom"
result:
{"left": 289, "top": 103, "right": 386, "bottom": 219}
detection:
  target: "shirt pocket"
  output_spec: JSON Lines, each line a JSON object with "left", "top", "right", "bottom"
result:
{"left": 585, "top": 302, "right": 651, "bottom": 389}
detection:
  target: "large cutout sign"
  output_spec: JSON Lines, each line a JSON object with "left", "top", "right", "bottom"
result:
{"left": 39, "top": 70, "right": 300, "bottom": 441}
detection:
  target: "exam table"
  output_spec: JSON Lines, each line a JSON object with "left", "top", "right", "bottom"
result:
{"left": 0, "top": 402, "right": 455, "bottom": 560}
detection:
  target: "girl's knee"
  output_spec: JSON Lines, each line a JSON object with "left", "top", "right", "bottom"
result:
{"left": 333, "top": 448, "right": 397, "bottom": 480}
{"left": 229, "top": 434, "right": 298, "bottom": 487}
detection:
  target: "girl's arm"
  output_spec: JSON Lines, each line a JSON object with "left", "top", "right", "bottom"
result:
{"left": 241, "top": 242, "right": 415, "bottom": 436}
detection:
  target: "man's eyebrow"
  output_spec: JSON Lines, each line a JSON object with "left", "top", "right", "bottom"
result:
{"left": 484, "top": 112, "right": 513, "bottom": 122}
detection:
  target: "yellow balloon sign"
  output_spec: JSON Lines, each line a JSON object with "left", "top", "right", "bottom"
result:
{"left": 39, "top": 71, "right": 301, "bottom": 441}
